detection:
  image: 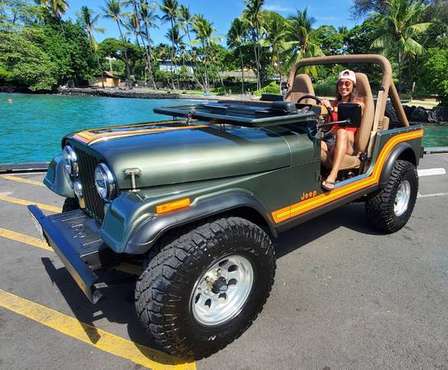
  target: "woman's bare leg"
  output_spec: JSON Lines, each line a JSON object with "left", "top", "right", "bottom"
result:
{"left": 325, "top": 129, "right": 354, "bottom": 185}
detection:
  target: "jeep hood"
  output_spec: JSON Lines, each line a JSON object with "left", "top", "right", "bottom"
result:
{"left": 71, "top": 122, "right": 292, "bottom": 189}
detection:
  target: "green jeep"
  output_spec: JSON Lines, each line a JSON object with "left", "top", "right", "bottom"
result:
{"left": 29, "top": 55, "right": 424, "bottom": 359}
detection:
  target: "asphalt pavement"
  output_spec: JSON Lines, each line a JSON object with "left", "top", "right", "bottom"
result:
{"left": 0, "top": 154, "right": 447, "bottom": 370}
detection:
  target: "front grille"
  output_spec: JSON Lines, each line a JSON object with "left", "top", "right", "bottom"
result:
{"left": 76, "top": 149, "right": 105, "bottom": 222}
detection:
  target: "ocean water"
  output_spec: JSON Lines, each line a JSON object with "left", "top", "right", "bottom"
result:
{"left": 0, "top": 93, "right": 199, "bottom": 164}
{"left": 0, "top": 93, "right": 446, "bottom": 164}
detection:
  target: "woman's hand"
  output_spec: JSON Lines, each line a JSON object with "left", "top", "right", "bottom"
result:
{"left": 321, "top": 98, "right": 332, "bottom": 109}
{"left": 321, "top": 98, "right": 333, "bottom": 115}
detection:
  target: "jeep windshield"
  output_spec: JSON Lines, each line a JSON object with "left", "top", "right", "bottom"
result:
{"left": 154, "top": 100, "right": 316, "bottom": 127}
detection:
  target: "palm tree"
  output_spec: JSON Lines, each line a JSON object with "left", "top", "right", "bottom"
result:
{"left": 79, "top": 6, "right": 105, "bottom": 87}
{"left": 371, "top": 0, "right": 432, "bottom": 89}
{"left": 160, "top": 0, "right": 179, "bottom": 89}
{"left": 193, "top": 14, "right": 214, "bottom": 92}
{"left": 139, "top": 0, "right": 158, "bottom": 89}
{"left": 227, "top": 18, "right": 249, "bottom": 94}
{"left": 166, "top": 25, "right": 183, "bottom": 88}
{"left": 286, "top": 8, "right": 322, "bottom": 70}
{"left": 124, "top": 12, "right": 141, "bottom": 46}
{"left": 80, "top": 6, "right": 103, "bottom": 47}
{"left": 262, "top": 11, "right": 288, "bottom": 88}
{"left": 102, "top": 0, "right": 131, "bottom": 87}
{"left": 242, "top": 0, "right": 264, "bottom": 90}
{"left": 37, "top": 0, "right": 69, "bottom": 20}
{"left": 178, "top": 4, "right": 206, "bottom": 90}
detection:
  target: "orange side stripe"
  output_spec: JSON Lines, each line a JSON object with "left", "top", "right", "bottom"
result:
{"left": 272, "top": 129, "right": 423, "bottom": 223}
{"left": 73, "top": 125, "right": 207, "bottom": 145}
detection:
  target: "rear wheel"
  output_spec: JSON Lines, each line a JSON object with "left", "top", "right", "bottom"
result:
{"left": 366, "top": 160, "right": 418, "bottom": 233}
{"left": 135, "top": 217, "right": 276, "bottom": 359}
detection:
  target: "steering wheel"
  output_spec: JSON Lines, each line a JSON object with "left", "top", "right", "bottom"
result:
{"left": 297, "top": 94, "right": 322, "bottom": 105}
{"left": 297, "top": 94, "right": 333, "bottom": 139}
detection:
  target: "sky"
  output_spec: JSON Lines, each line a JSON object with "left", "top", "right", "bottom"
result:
{"left": 65, "top": 0, "right": 362, "bottom": 44}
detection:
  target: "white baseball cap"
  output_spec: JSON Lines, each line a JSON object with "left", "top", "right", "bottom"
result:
{"left": 338, "top": 69, "right": 356, "bottom": 84}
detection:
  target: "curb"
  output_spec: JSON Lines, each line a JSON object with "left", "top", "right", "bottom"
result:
{"left": 423, "top": 147, "right": 448, "bottom": 154}
{"left": 0, "top": 162, "right": 49, "bottom": 174}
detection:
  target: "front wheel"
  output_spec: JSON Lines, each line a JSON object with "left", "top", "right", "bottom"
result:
{"left": 135, "top": 217, "right": 276, "bottom": 359}
{"left": 366, "top": 160, "right": 418, "bottom": 233}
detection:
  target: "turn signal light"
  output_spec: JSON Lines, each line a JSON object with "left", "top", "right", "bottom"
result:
{"left": 156, "top": 198, "right": 191, "bottom": 215}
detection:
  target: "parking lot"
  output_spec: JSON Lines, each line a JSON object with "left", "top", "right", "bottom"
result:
{"left": 1, "top": 153, "right": 448, "bottom": 370}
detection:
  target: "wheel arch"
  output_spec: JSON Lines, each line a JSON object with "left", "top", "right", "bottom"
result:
{"left": 125, "top": 191, "right": 277, "bottom": 255}
{"left": 379, "top": 142, "right": 417, "bottom": 188}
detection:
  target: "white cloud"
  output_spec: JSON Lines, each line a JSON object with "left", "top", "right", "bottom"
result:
{"left": 264, "top": 3, "right": 295, "bottom": 13}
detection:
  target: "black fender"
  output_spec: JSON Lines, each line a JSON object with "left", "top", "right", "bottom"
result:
{"left": 379, "top": 142, "right": 417, "bottom": 188}
{"left": 124, "top": 190, "right": 277, "bottom": 254}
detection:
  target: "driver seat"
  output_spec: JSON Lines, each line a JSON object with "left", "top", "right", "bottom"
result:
{"left": 285, "top": 74, "right": 315, "bottom": 105}
{"left": 322, "top": 72, "right": 375, "bottom": 171}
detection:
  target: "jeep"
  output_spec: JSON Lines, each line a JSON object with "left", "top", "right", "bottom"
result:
{"left": 29, "top": 55, "right": 423, "bottom": 359}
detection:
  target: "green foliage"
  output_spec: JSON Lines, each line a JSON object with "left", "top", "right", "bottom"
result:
{"left": 314, "top": 76, "right": 338, "bottom": 97}
{"left": 422, "top": 48, "right": 448, "bottom": 105}
{"left": 255, "top": 81, "right": 280, "bottom": 96}
{"left": 0, "top": 19, "right": 97, "bottom": 90}
{"left": 0, "top": 31, "right": 58, "bottom": 90}
{"left": 314, "top": 25, "right": 345, "bottom": 55}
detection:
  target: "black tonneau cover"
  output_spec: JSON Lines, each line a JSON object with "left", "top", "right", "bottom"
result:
{"left": 154, "top": 100, "right": 316, "bottom": 127}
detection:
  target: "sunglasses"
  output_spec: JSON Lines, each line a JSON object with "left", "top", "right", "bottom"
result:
{"left": 338, "top": 80, "right": 353, "bottom": 87}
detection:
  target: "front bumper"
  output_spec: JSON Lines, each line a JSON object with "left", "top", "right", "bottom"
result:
{"left": 28, "top": 205, "right": 114, "bottom": 303}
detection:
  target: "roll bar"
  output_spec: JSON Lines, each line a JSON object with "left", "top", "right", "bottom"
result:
{"left": 288, "top": 54, "right": 409, "bottom": 127}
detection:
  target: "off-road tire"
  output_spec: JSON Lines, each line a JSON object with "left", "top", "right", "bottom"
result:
{"left": 62, "top": 197, "right": 79, "bottom": 212}
{"left": 135, "top": 217, "right": 276, "bottom": 359}
{"left": 366, "top": 160, "right": 418, "bottom": 233}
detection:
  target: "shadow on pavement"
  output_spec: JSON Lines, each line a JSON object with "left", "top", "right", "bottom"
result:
{"left": 275, "top": 202, "right": 381, "bottom": 258}
{"left": 41, "top": 257, "right": 191, "bottom": 366}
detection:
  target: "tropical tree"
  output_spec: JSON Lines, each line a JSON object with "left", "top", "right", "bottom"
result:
{"left": 79, "top": 6, "right": 104, "bottom": 86}
{"left": 227, "top": 17, "right": 249, "bottom": 93}
{"left": 160, "top": 0, "right": 179, "bottom": 88}
{"left": 371, "top": 0, "right": 432, "bottom": 88}
{"left": 286, "top": 8, "right": 322, "bottom": 66}
{"left": 139, "top": 0, "right": 158, "bottom": 89}
{"left": 193, "top": 14, "right": 214, "bottom": 91}
{"left": 37, "top": 0, "right": 69, "bottom": 20}
{"left": 102, "top": 0, "right": 131, "bottom": 86}
{"left": 242, "top": 0, "right": 264, "bottom": 89}
{"left": 261, "top": 11, "right": 288, "bottom": 87}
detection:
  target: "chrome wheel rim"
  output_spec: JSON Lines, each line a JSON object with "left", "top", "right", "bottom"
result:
{"left": 191, "top": 255, "right": 254, "bottom": 326}
{"left": 394, "top": 180, "right": 411, "bottom": 217}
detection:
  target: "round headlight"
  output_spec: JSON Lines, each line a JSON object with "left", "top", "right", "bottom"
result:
{"left": 94, "top": 163, "right": 117, "bottom": 201}
{"left": 63, "top": 145, "right": 78, "bottom": 177}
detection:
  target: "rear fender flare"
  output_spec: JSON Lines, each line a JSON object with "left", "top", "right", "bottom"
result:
{"left": 379, "top": 142, "right": 417, "bottom": 188}
{"left": 125, "top": 190, "right": 276, "bottom": 254}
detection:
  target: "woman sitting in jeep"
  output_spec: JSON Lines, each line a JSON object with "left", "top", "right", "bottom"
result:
{"left": 320, "top": 69, "right": 365, "bottom": 191}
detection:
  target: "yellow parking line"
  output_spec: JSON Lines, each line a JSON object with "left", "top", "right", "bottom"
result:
{"left": 0, "top": 175, "right": 44, "bottom": 187}
{"left": 0, "top": 194, "right": 61, "bottom": 213}
{"left": 0, "top": 227, "right": 140, "bottom": 276}
{"left": 0, "top": 289, "right": 196, "bottom": 370}
{"left": 0, "top": 228, "right": 51, "bottom": 251}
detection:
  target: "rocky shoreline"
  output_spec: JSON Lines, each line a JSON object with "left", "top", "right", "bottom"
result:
{"left": 386, "top": 102, "right": 448, "bottom": 124}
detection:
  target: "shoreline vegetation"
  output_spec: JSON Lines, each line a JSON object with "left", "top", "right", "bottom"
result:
{"left": 1, "top": 0, "right": 447, "bottom": 107}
